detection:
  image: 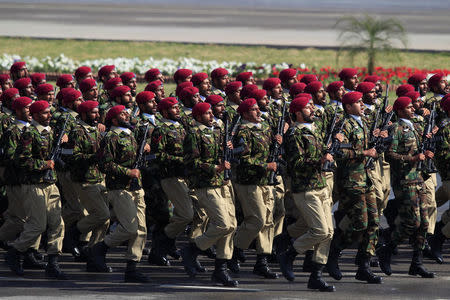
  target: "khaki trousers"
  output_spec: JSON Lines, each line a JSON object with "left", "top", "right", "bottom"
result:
{"left": 190, "top": 190, "right": 209, "bottom": 241}
{"left": 104, "top": 189, "right": 147, "bottom": 262}
{"left": 233, "top": 183, "right": 274, "bottom": 255}
{"left": 288, "top": 187, "right": 333, "bottom": 265}
{"left": 324, "top": 172, "right": 335, "bottom": 204}
{"left": 195, "top": 182, "right": 237, "bottom": 259}
{"left": 368, "top": 158, "right": 390, "bottom": 214}
{"left": 437, "top": 180, "right": 450, "bottom": 238}
{"left": 272, "top": 175, "right": 285, "bottom": 237}
{"left": 423, "top": 174, "right": 437, "bottom": 234}
{"left": 380, "top": 158, "right": 391, "bottom": 212}
{"left": 13, "top": 183, "right": 64, "bottom": 254}
{"left": 75, "top": 181, "right": 110, "bottom": 247}
{"left": 161, "top": 177, "right": 194, "bottom": 239}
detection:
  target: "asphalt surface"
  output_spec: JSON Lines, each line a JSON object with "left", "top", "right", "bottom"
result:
{"left": 0, "top": 2, "right": 449, "bottom": 50}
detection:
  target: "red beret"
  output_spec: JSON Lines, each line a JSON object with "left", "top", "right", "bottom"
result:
{"left": 393, "top": 97, "right": 412, "bottom": 111}
{"left": 78, "top": 100, "right": 99, "bottom": 114}
{"left": 404, "top": 91, "right": 420, "bottom": 102}
{"left": 296, "top": 93, "right": 313, "bottom": 100}
{"left": 63, "top": 88, "right": 82, "bottom": 105}
{"left": 158, "top": 97, "right": 178, "bottom": 111}
{"left": 250, "top": 89, "right": 267, "bottom": 101}
{"left": 30, "top": 73, "right": 46, "bottom": 85}
{"left": 106, "top": 105, "right": 125, "bottom": 121}
{"left": 279, "top": 68, "right": 297, "bottom": 83}
{"left": 104, "top": 77, "right": 123, "bottom": 91}
{"left": 56, "top": 74, "right": 74, "bottom": 88}
{"left": 145, "top": 80, "right": 162, "bottom": 92}
{"left": 356, "top": 82, "right": 376, "bottom": 94}
{"left": 35, "top": 83, "right": 54, "bottom": 95}
{"left": 236, "top": 72, "right": 253, "bottom": 82}
{"left": 408, "top": 73, "right": 427, "bottom": 85}
{"left": 10, "top": 61, "right": 26, "bottom": 73}
{"left": 179, "top": 86, "right": 199, "bottom": 102}
{"left": 13, "top": 77, "right": 31, "bottom": 90}
{"left": 110, "top": 85, "right": 131, "bottom": 98}
{"left": 75, "top": 66, "right": 92, "bottom": 79}
{"left": 79, "top": 78, "right": 97, "bottom": 93}
{"left": 428, "top": 73, "right": 445, "bottom": 88}
{"left": 192, "top": 102, "right": 211, "bottom": 118}
{"left": 173, "top": 69, "right": 192, "bottom": 82}
{"left": 342, "top": 91, "right": 363, "bottom": 105}
{"left": 0, "top": 74, "right": 10, "bottom": 85}
{"left": 176, "top": 81, "right": 194, "bottom": 97}
{"left": 120, "top": 72, "right": 136, "bottom": 83}
{"left": 56, "top": 87, "right": 72, "bottom": 103}
{"left": 326, "top": 81, "right": 344, "bottom": 94}
{"left": 339, "top": 68, "right": 358, "bottom": 80}
{"left": 300, "top": 74, "right": 318, "bottom": 85}
{"left": 304, "top": 81, "right": 323, "bottom": 94}
{"left": 289, "top": 96, "right": 310, "bottom": 113}
{"left": 225, "top": 81, "right": 242, "bottom": 95}
{"left": 237, "top": 98, "right": 257, "bottom": 114}
{"left": 30, "top": 100, "right": 49, "bottom": 114}
{"left": 144, "top": 68, "right": 161, "bottom": 82}
{"left": 289, "top": 82, "right": 306, "bottom": 98}
{"left": 211, "top": 68, "right": 229, "bottom": 79}
{"left": 205, "top": 94, "right": 224, "bottom": 106}
{"left": 240, "top": 84, "right": 258, "bottom": 99}
{"left": 1, "top": 88, "right": 19, "bottom": 102}
{"left": 136, "top": 91, "right": 155, "bottom": 104}
{"left": 191, "top": 72, "right": 209, "bottom": 86}
{"left": 396, "top": 84, "right": 415, "bottom": 97}
{"left": 440, "top": 94, "right": 450, "bottom": 112}
{"left": 263, "top": 78, "right": 281, "bottom": 91}
{"left": 363, "top": 75, "right": 380, "bottom": 83}
{"left": 11, "top": 96, "right": 32, "bottom": 111}
{"left": 98, "top": 65, "right": 115, "bottom": 78}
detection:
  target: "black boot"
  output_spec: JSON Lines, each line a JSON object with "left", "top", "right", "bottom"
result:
{"left": 124, "top": 260, "right": 150, "bottom": 283}
{"left": 355, "top": 255, "right": 382, "bottom": 284}
{"left": 308, "top": 262, "right": 336, "bottom": 292}
{"left": 423, "top": 238, "right": 439, "bottom": 261}
{"left": 167, "top": 238, "right": 180, "bottom": 260}
{"left": 148, "top": 249, "right": 171, "bottom": 266}
{"left": 429, "top": 222, "right": 446, "bottom": 264}
{"left": 253, "top": 254, "right": 279, "bottom": 279}
{"left": 181, "top": 243, "right": 201, "bottom": 278}
{"left": 74, "top": 242, "right": 89, "bottom": 262}
{"left": 204, "top": 246, "right": 217, "bottom": 259}
{"left": 326, "top": 243, "right": 342, "bottom": 280}
{"left": 46, "top": 254, "right": 68, "bottom": 280}
{"left": 212, "top": 258, "right": 238, "bottom": 287}
{"left": 6, "top": 247, "right": 24, "bottom": 276}
{"left": 87, "top": 241, "right": 109, "bottom": 272}
{"left": 227, "top": 247, "right": 242, "bottom": 273}
{"left": 376, "top": 243, "right": 393, "bottom": 276}
{"left": 303, "top": 250, "right": 314, "bottom": 272}
{"left": 235, "top": 247, "right": 246, "bottom": 263}
{"left": 194, "top": 258, "right": 207, "bottom": 273}
{"left": 278, "top": 246, "right": 297, "bottom": 281}
{"left": 23, "top": 248, "right": 47, "bottom": 269}
{"left": 64, "top": 224, "right": 82, "bottom": 258}
{"left": 408, "top": 249, "right": 435, "bottom": 278}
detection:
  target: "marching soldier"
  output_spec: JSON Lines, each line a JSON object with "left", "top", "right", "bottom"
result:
{"left": 0, "top": 74, "right": 13, "bottom": 91}
{"left": 224, "top": 81, "right": 243, "bottom": 122}
{"left": 210, "top": 68, "right": 229, "bottom": 97}
{"left": 191, "top": 72, "right": 211, "bottom": 101}
{"left": 14, "top": 77, "right": 34, "bottom": 99}
{"left": 144, "top": 68, "right": 164, "bottom": 84}
{"left": 170, "top": 69, "right": 193, "bottom": 97}
{"left": 300, "top": 74, "right": 317, "bottom": 85}
{"left": 288, "top": 82, "right": 307, "bottom": 101}
{"left": 205, "top": 94, "right": 226, "bottom": 129}
{"left": 74, "top": 66, "right": 94, "bottom": 87}
{"left": 408, "top": 73, "right": 428, "bottom": 101}
{"left": 79, "top": 78, "right": 99, "bottom": 102}
{"left": 178, "top": 86, "right": 200, "bottom": 128}
{"left": 145, "top": 80, "right": 165, "bottom": 103}
{"left": 97, "top": 65, "right": 118, "bottom": 105}
{"left": 9, "top": 61, "right": 28, "bottom": 82}
{"left": 236, "top": 71, "right": 256, "bottom": 86}
{"left": 338, "top": 68, "right": 359, "bottom": 92}
{"left": 121, "top": 72, "right": 137, "bottom": 98}
{"left": 30, "top": 73, "right": 46, "bottom": 89}
{"left": 279, "top": 68, "right": 298, "bottom": 100}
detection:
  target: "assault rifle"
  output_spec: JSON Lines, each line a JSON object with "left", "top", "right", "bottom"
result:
{"left": 417, "top": 102, "right": 438, "bottom": 173}
{"left": 268, "top": 102, "right": 286, "bottom": 185}
{"left": 223, "top": 111, "right": 232, "bottom": 180}
{"left": 43, "top": 115, "right": 69, "bottom": 182}
{"left": 322, "top": 107, "right": 339, "bottom": 172}
{"left": 364, "top": 111, "right": 394, "bottom": 169}
{"left": 322, "top": 118, "right": 347, "bottom": 172}
{"left": 129, "top": 122, "right": 150, "bottom": 191}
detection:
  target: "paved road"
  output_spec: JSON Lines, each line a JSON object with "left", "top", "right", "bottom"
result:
{"left": 0, "top": 2, "right": 449, "bottom": 50}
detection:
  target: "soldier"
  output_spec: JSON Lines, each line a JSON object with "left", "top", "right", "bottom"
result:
{"left": 326, "top": 91, "right": 382, "bottom": 284}
{"left": 277, "top": 96, "right": 335, "bottom": 291}
{"left": 181, "top": 102, "right": 238, "bottom": 286}
{"left": 178, "top": 86, "right": 200, "bottom": 128}
{"left": 305, "top": 81, "right": 327, "bottom": 119}
{"left": 97, "top": 65, "right": 118, "bottom": 105}
{"left": 7, "top": 100, "right": 67, "bottom": 279}
{"left": 396, "top": 84, "right": 415, "bottom": 98}
{"left": 67, "top": 100, "right": 111, "bottom": 272}
{"left": 144, "top": 68, "right": 164, "bottom": 84}
{"left": 363, "top": 75, "right": 383, "bottom": 100}
{"left": 9, "top": 61, "right": 28, "bottom": 82}
{"left": 13, "top": 77, "right": 34, "bottom": 98}
{"left": 0, "top": 74, "right": 13, "bottom": 91}
{"left": 236, "top": 72, "right": 256, "bottom": 86}
{"left": 210, "top": 68, "right": 229, "bottom": 97}
{"left": 408, "top": 73, "right": 428, "bottom": 100}
{"left": 174, "top": 69, "right": 193, "bottom": 85}
{"left": 240, "top": 83, "right": 258, "bottom": 100}
{"left": 279, "top": 68, "right": 298, "bottom": 100}
{"left": 56, "top": 74, "right": 76, "bottom": 90}
{"left": 91, "top": 105, "right": 150, "bottom": 283}
{"left": 74, "top": 66, "right": 94, "bottom": 86}
{"left": 30, "top": 73, "right": 46, "bottom": 89}
{"left": 174, "top": 81, "right": 193, "bottom": 99}
{"left": 377, "top": 96, "right": 435, "bottom": 278}
{"left": 191, "top": 72, "right": 211, "bottom": 101}
{"left": 289, "top": 82, "right": 307, "bottom": 101}
{"left": 35, "top": 83, "right": 56, "bottom": 106}
{"left": 145, "top": 80, "right": 165, "bottom": 103}
{"left": 300, "top": 74, "right": 318, "bottom": 85}
{"left": 205, "top": 94, "right": 226, "bottom": 129}
{"left": 121, "top": 72, "right": 137, "bottom": 98}
{"left": 79, "top": 78, "right": 99, "bottom": 102}
{"left": 224, "top": 81, "right": 243, "bottom": 122}
{"left": 338, "top": 68, "right": 359, "bottom": 92}
{"left": 103, "top": 77, "right": 123, "bottom": 104}
{"left": 232, "top": 98, "right": 281, "bottom": 279}
{"left": 426, "top": 73, "right": 447, "bottom": 109}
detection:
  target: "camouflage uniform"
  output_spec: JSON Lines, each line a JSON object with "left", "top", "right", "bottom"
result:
{"left": 211, "top": 86, "right": 226, "bottom": 97}
{"left": 179, "top": 106, "right": 196, "bottom": 129}
{"left": 0, "top": 108, "right": 14, "bottom": 215}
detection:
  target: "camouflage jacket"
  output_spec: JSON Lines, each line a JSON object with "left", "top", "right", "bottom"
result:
{"left": 425, "top": 94, "right": 446, "bottom": 123}
{"left": 151, "top": 117, "right": 186, "bottom": 179}
{"left": 0, "top": 110, "right": 14, "bottom": 139}
{"left": 284, "top": 122, "right": 327, "bottom": 193}
{"left": 14, "top": 120, "right": 57, "bottom": 184}
{"left": 235, "top": 120, "right": 273, "bottom": 186}
{"left": 179, "top": 106, "right": 195, "bottom": 129}
{"left": 184, "top": 121, "right": 225, "bottom": 189}
{"left": 386, "top": 118, "right": 424, "bottom": 184}
{"left": 225, "top": 100, "right": 239, "bottom": 124}
{"left": 335, "top": 114, "right": 371, "bottom": 190}
{"left": 435, "top": 118, "right": 450, "bottom": 181}
{"left": 68, "top": 119, "right": 104, "bottom": 183}
{"left": 1, "top": 119, "right": 29, "bottom": 185}
{"left": 50, "top": 107, "right": 79, "bottom": 171}
{"left": 320, "top": 101, "right": 345, "bottom": 141}
{"left": 98, "top": 126, "right": 140, "bottom": 190}
{"left": 211, "top": 86, "right": 226, "bottom": 97}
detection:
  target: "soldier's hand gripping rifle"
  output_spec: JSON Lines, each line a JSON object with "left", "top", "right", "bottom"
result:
{"left": 43, "top": 115, "right": 69, "bottom": 182}
{"left": 268, "top": 102, "right": 286, "bottom": 185}
{"left": 223, "top": 111, "right": 232, "bottom": 180}
{"left": 129, "top": 122, "right": 150, "bottom": 191}
{"left": 322, "top": 116, "right": 346, "bottom": 172}
{"left": 417, "top": 101, "right": 438, "bottom": 173}
{"left": 364, "top": 110, "right": 394, "bottom": 169}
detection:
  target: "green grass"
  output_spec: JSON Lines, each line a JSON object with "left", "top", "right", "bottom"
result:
{"left": 1, "top": 37, "right": 449, "bottom": 70}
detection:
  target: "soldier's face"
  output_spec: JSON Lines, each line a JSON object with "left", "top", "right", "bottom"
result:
{"left": 64, "top": 80, "right": 75, "bottom": 89}
{"left": 85, "top": 87, "right": 98, "bottom": 100}
{"left": 419, "top": 80, "right": 428, "bottom": 96}
{"left": 85, "top": 107, "right": 99, "bottom": 125}
{"left": 269, "top": 84, "right": 282, "bottom": 100}
{"left": 167, "top": 104, "right": 180, "bottom": 120}
{"left": 199, "top": 109, "right": 214, "bottom": 127}
{"left": 347, "top": 99, "right": 364, "bottom": 116}
{"left": 78, "top": 73, "right": 93, "bottom": 83}
{"left": 244, "top": 77, "right": 256, "bottom": 85}
{"left": 127, "top": 78, "right": 137, "bottom": 93}
{"left": 243, "top": 104, "right": 261, "bottom": 123}
{"left": 345, "top": 75, "right": 359, "bottom": 90}
{"left": 34, "top": 107, "right": 51, "bottom": 126}
{"left": 198, "top": 79, "right": 211, "bottom": 96}
{"left": 22, "top": 83, "right": 34, "bottom": 97}
{"left": 142, "top": 98, "right": 157, "bottom": 114}
{"left": 155, "top": 86, "right": 165, "bottom": 100}
{"left": 399, "top": 103, "right": 415, "bottom": 119}
{"left": 437, "top": 79, "right": 447, "bottom": 94}
{"left": 314, "top": 88, "right": 326, "bottom": 105}
{"left": 19, "top": 67, "right": 29, "bottom": 79}
{"left": 212, "top": 102, "right": 225, "bottom": 119}
{"left": 2, "top": 79, "right": 13, "bottom": 90}
{"left": 412, "top": 98, "right": 423, "bottom": 111}
{"left": 230, "top": 88, "right": 242, "bottom": 104}
{"left": 257, "top": 95, "right": 269, "bottom": 110}
{"left": 287, "top": 76, "right": 298, "bottom": 88}
{"left": 73, "top": 97, "right": 84, "bottom": 111}
{"left": 363, "top": 89, "right": 377, "bottom": 104}
{"left": 39, "top": 91, "right": 55, "bottom": 105}
{"left": 115, "top": 110, "right": 130, "bottom": 126}
{"left": 17, "top": 104, "right": 32, "bottom": 122}
{"left": 120, "top": 92, "right": 133, "bottom": 108}
{"left": 157, "top": 73, "right": 165, "bottom": 83}
{"left": 300, "top": 102, "right": 315, "bottom": 122}
{"left": 191, "top": 93, "right": 201, "bottom": 106}
{"left": 215, "top": 75, "right": 229, "bottom": 90}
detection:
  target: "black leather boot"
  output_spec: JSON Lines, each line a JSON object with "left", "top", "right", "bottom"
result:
{"left": 87, "top": 241, "right": 109, "bottom": 272}
{"left": 355, "top": 255, "right": 382, "bottom": 284}
{"left": 278, "top": 246, "right": 297, "bottom": 282}
{"left": 23, "top": 248, "right": 47, "bottom": 269}
{"left": 125, "top": 260, "right": 150, "bottom": 283}
{"left": 253, "top": 254, "right": 279, "bottom": 279}
{"left": 227, "top": 247, "right": 241, "bottom": 273}
{"left": 212, "top": 258, "right": 238, "bottom": 287}
{"left": 376, "top": 242, "right": 393, "bottom": 275}
{"left": 308, "top": 263, "right": 336, "bottom": 292}
{"left": 181, "top": 242, "right": 201, "bottom": 278}
{"left": 46, "top": 254, "right": 68, "bottom": 280}
{"left": 326, "top": 243, "right": 342, "bottom": 280}
{"left": 204, "top": 246, "right": 217, "bottom": 259}
{"left": 6, "top": 247, "right": 24, "bottom": 276}
{"left": 429, "top": 222, "right": 446, "bottom": 264}
{"left": 408, "top": 249, "right": 435, "bottom": 278}
{"left": 302, "top": 250, "right": 314, "bottom": 272}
